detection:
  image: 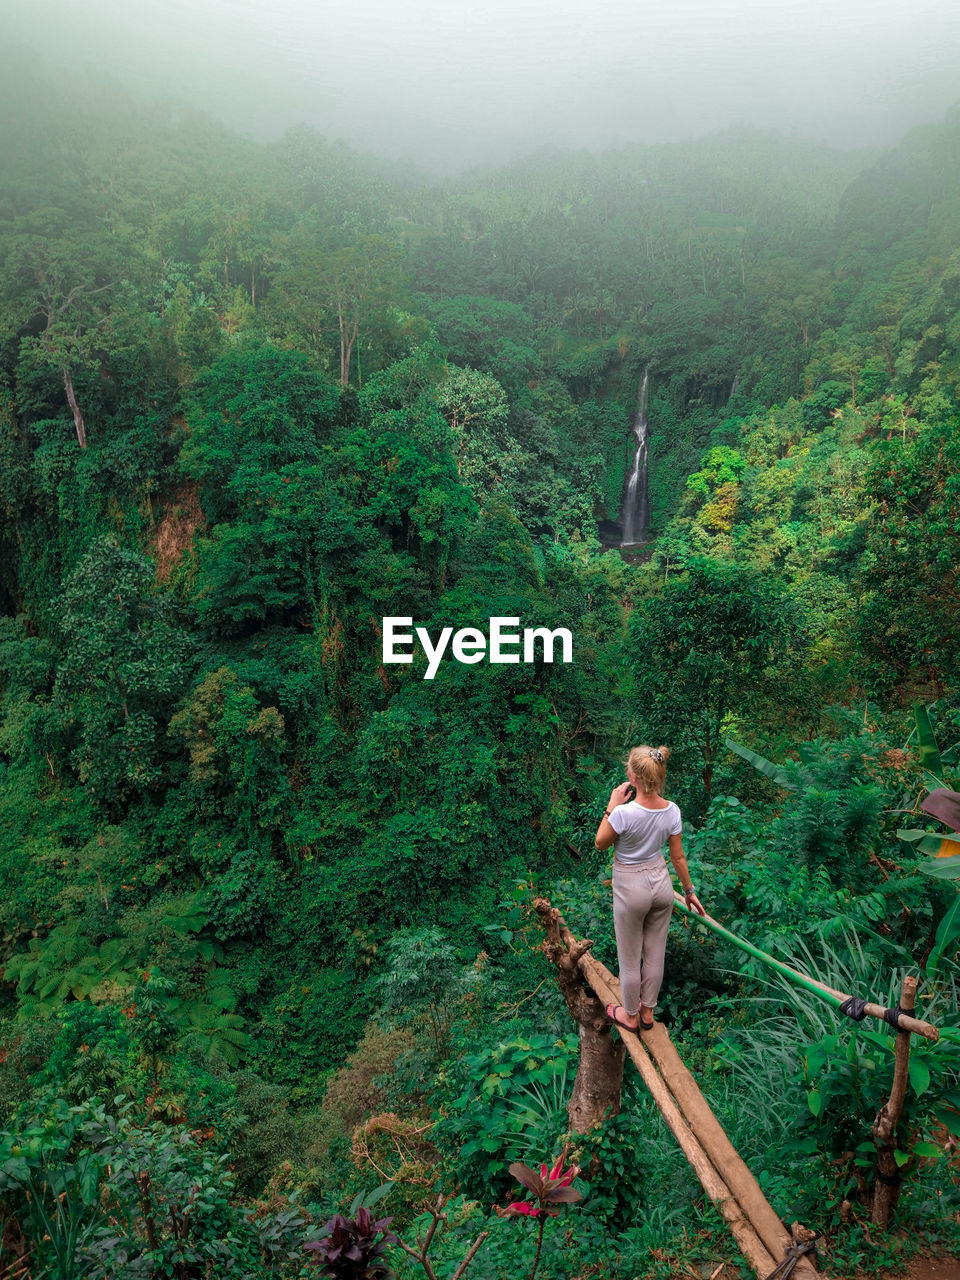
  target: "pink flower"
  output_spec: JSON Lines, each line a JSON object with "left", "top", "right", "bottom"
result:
{"left": 494, "top": 1148, "right": 584, "bottom": 1220}
{"left": 500, "top": 1200, "right": 542, "bottom": 1218}
{"left": 543, "top": 1154, "right": 576, "bottom": 1185}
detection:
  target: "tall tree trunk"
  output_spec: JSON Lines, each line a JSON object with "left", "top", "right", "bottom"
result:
{"left": 340, "top": 318, "right": 357, "bottom": 386}
{"left": 534, "top": 899, "right": 624, "bottom": 1133}
{"left": 701, "top": 723, "right": 715, "bottom": 813}
{"left": 338, "top": 306, "right": 348, "bottom": 385}
{"left": 567, "top": 1014, "right": 625, "bottom": 1131}
{"left": 62, "top": 366, "right": 87, "bottom": 449}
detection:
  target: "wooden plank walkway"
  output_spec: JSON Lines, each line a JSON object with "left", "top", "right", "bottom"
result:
{"left": 580, "top": 951, "right": 819, "bottom": 1278}
{"left": 538, "top": 901, "right": 820, "bottom": 1279}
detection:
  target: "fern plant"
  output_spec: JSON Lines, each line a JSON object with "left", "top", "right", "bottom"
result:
{"left": 725, "top": 734, "right": 886, "bottom": 877}
{"left": 4, "top": 891, "right": 250, "bottom": 1071}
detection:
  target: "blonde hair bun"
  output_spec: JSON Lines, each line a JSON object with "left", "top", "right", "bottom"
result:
{"left": 625, "top": 744, "right": 670, "bottom": 792}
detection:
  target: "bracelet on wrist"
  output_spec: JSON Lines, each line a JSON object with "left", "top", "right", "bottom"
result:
{"left": 683, "top": 885, "right": 696, "bottom": 897}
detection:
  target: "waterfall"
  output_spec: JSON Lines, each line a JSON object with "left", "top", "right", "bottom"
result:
{"left": 728, "top": 373, "right": 741, "bottom": 402}
{"left": 620, "top": 369, "right": 650, "bottom": 545}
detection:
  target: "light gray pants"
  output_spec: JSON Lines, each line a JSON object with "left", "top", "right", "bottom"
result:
{"left": 612, "top": 856, "right": 674, "bottom": 1014}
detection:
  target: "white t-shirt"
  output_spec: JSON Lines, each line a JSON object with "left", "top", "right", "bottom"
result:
{"left": 608, "top": 799, "right": 682, "bottom": 866}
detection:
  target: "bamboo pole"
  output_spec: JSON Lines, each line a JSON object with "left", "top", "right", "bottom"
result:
{"left": 871, "top": 975, "right": 917, "bottom": 1227}
{"left": 672, "top": 896, "right": 938, "bottom": 1042}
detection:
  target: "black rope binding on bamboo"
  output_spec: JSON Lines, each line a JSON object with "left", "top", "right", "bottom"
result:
{"left": 762, "top": 1235, "right": 819, "bottom": 1280}
{"left": 839, "top": 996, "right": 868, "bottom": 1021}
{"left": 883, "top": 1003, "right": 909, "bottom": 1031}
{"left": 874, "top": 1167, "right": 901, "bottom": 1186}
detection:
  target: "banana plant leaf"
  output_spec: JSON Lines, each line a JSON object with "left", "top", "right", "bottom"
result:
{"left": 725, "top": 738, "right": 796, "bottom": 789}
{"left": 897, "top": 828, "right": 960, "bottom": 857}
{"left": 913, "top": 705, "right": 944, "bottom": 778}
{"left": 927, "top": 896, "right": 960, "bottom": 977}
{"left": 919, "top": 855, "right": 960, "bottom": 881}
{"left": 922, "top": 788, "right": 960, "bottom": 834}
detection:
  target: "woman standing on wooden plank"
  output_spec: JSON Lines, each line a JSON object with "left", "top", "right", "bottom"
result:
{"left": 594, "top": 745, "right": 706, "bottom": 1032}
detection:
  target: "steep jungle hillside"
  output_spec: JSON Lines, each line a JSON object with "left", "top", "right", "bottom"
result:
{"left": 0, "top": 64, "right": 958, "bottom": 1280}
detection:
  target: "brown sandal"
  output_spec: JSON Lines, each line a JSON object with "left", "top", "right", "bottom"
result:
{"left": 606, "top": 1003, "right": 652, "bottom": 1032}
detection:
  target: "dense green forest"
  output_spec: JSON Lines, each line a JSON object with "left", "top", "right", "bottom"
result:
{"left": 1, "top": 60, "right": 959, "bottom": 1279}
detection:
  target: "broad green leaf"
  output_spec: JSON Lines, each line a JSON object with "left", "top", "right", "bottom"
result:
{"left": 908, "top": 1058, "right": 931, "bottom": 1095}
{"left": 79, "top": 1158, "right": 100, "bottom": 1205}
{"left": 893, "top": 1148, "right": 911, "bottom": 1167}
{"left": 918, "top": 833, "right": 960, "bottom": 857}
{"left": 927, "top": 895, "right": 960, "bottom": 976}
{"left": 912, "top": 1142, "right": 943, "bottom": 1158}
{"left": 896, "top": 829, "right": 928, "bottom": 844}
{"left": 361, "top": 1181, "right": 394, "bottom": 1210}
{"left": 899, "top": 828, "right": 960, "bottom": 856}
{"left": 807, "top": 1090, "right": 821, "bottom": 1117}
{"left": 725, "top": 738, "right": 796, "bottom": 789}
{"left": 859, "top": 1029, "right": 893, "bottom": 1053}
{"left": 805, "top": 1047, "right": 827, "bottom": 1078}
{"left": 919, "top": 855, "right": 960, "bottom": 881}
{"left": 1, "top": 1157, "right": 32, "bottom": 1184}
{"left": 914, "top": 705, "right": 943, "bottom": 777}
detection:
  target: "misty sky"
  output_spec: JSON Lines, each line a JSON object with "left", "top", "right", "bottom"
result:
{"left": 8, "top": 0, "right": 960, "bottom": 168}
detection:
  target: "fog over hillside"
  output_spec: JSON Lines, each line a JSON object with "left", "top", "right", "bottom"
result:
{"left": 7, "top": 0, "right": 960, "bottom": 169}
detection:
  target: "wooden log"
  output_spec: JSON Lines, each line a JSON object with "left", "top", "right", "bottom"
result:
{"left": 592, "top": 960, "right": 819, "bottom": 1280}
{"left": 579, "top": 952, "right": 778, "bottom": 1279}
{"left": 538, "top": 899, "right": 820, "bottom": 1278}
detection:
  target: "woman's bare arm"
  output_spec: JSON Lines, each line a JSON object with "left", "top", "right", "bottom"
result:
{"left": 667, "top": 832, "right": 706, "bottom": 915}
{"left": 594, "top": 781, "right": 634, "bottom": 850}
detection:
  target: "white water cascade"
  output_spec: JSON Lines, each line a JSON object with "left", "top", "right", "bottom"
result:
{"left": 620, "top": 369, "right": 650, "bottom": 545}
